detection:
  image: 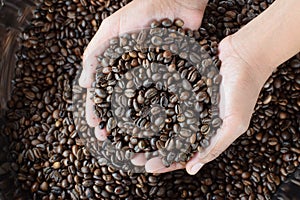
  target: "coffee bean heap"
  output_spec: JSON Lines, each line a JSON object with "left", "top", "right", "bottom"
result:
{"left": 1, "top": 0, "right": 300, "bottom": 199}
{"left": 273, "top": 166, "right": 300, "bottom": 199}
{"left": 92, "top": 18, "right": 222, "bottom": 167}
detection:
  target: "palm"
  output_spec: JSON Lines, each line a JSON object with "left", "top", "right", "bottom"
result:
{"left": 144, "top": 37, "right": 266, "bottom": 174}
{"left": 79, "top": 0, "right": 207, "bottom": 139}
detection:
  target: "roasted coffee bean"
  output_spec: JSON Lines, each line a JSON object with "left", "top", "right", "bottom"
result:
{"left": 212, "top": 117, "right": 222, "bottom": 128}
{"left": 151, "top": 36, "right": 163, "bottom": 46}
{"left": 174, "top": 19, "right": 184, "bottom": 27}
{"left": 40, "top": 182, "right": 49, "bottom": 192}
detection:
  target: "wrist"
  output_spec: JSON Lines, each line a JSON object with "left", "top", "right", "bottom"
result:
{"left": 219, "top": 35, "right": 273, "bottom": 89}
{"left": 228, "top": 34, "right": 274, "bottom": 84}
{"left": 227, "top": 0, "right": 300, "bottom": 80}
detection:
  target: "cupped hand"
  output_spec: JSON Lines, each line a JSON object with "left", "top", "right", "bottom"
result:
{"left": 79, "top": 0, "right": 208, "bottom": 144}
{"left": 145, "top": 35, "right": 274, "bottom": 174}
{"left": 79, "top": 0, "right": 268, "bottom": 173}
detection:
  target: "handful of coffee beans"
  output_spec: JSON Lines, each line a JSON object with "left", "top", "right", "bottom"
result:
{"left": 92, "top": 19, "right": 222, "bottom": 167}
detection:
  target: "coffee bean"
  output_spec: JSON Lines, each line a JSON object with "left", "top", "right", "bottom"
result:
{"left": 174, "top": 19, "right": 184, "bottom": 27}
{"left": 95, "top": 89, "right": 107, "bottom": 98}
{"left": 124, "top": 89, "right": 135, "bottom": 98}
{"left": 144, "top": 88, "right": 158, "bottom": 99}
{"left": 242, "top": 172, "right": 251, "bottom": 179}
{"left": 138, "top": 140, "right": 147, "bottom": 150}
{"left": 161, "top": 19, "right": 172, "bottom": 27}
{"left": 151, "top": 36, "right": 163, "bottom": 46}
{"left": 40, "top": 182, "right": 49, "bottom": 192}
{"left": 212, "top": 117, "right": 222, "bottom": 128}
{"left": 114, "top": 186, "right": 124, "bottom": 195}
{"left": 268, "top": 137, "right": 278, "bottom": 146}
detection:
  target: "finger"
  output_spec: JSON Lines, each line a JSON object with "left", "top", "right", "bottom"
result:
{"left": 186, "top": 68, "right": 252, "bottom": 175}
{"left": 79, "top": 17, "right": 120, "bottom": 88}
{"left": 79, "top": 0, "right": 208, "bottom": 88}
{"left": 85, "top": 88, "right": 100, "bottom": 127}
{"left": 145, "top": 157, "right": 185, "bottom": 173}
{"left": 79, "top": 0, "right": 144, "bottom": 88}
{"left": 94, "top": 126, "right": 107, "bottom": 141}
{"left": 131, "top": 153, "right": 147, "bottom": 166}
{"left": 186, "top": 116, "right": 243, "bottom": 175}
{"left": 79, "top": 66, "right": 96, "bottom": 88}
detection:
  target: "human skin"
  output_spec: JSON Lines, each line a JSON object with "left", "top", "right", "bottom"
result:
{"left": 79, "top": 0, "right": 300, "bottom": 175}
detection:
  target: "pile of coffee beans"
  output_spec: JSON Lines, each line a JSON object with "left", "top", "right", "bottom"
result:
{"left": 92, "top": 18, "right": 222, "bottom": 167}
{"left": 0, "top": 0, "right": 34, "bottom": 117}
{"left": 0, "top": 0, "right": 299, "bottom": 199}
{"left": 273, "top": 167, "right": 300, "bottom": 199}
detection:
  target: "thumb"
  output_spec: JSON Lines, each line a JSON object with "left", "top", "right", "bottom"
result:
{"left": 185, "top": 38, "right": 259, "bottom": 175}
{"left": 79, "top": 17, "right": 120, "bottom": 88}
{"left": 186, "top": 115, "right": 248, "bottom": 175}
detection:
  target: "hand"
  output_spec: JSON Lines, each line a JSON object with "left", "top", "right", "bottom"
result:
{"left": 79, "top": 0, "right": 208, "bottom": 142}
{"left": 146, "top": 0, "right": 300, "bottom": 174}
{"left": 145, "top": 35, "right": 273, "bottom": 174}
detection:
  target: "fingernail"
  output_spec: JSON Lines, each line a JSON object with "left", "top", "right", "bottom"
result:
{"left": 189, "top": 163, "right": 203, "bottom": 175}
{"left": 145, "top": 167, "right": 164, "bottom": 173}
{"left": 145, "top": 158, "right": 165, "bottom": 173}
{"left": 146, "top": 165, "right": 165, "bottom": 173}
